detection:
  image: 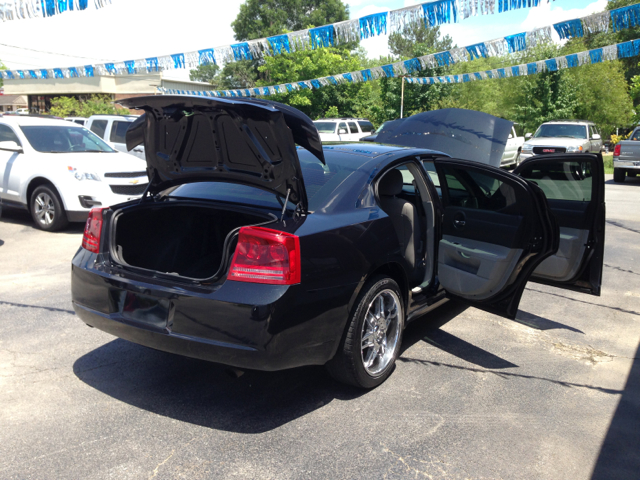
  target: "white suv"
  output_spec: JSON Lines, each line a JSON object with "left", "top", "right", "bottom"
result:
{"left": 86, "top": 115, "right": 145, "bottom": 160}
{"left": 0, "top": 115, "right": 148, "bottom": 231}
{"left": 313, "top": 118, "right": 375, "bottom": 142}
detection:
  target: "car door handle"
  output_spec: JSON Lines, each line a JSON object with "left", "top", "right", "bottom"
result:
{"left": 454, "top": 220, "right": 466, "bottom": 227}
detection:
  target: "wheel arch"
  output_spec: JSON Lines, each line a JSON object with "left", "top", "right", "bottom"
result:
{"left": 26, "top": 177, "right": 64, "bottom": 212}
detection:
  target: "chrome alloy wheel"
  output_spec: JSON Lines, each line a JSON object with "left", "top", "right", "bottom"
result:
{"left": 360, "top": 289, "right": 402, "bottom": 376}
{"left": 34, "top": 192, "right": 55, "bottom": 226}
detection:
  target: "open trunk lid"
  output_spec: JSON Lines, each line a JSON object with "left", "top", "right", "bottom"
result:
{"left": 119, "top": 95, "right": 325, "bottom": 212}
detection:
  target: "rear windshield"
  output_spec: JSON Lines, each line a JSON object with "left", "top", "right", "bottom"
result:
{"left": 534, "top": 124, "right": 587, "bottom": 139}
{"left": 168, "top": 153, "right": 364, "bottom": 212}
{"left": 313, "top": 122, "right": 337, "bottom": 134}
{"left": 20, "top": 126, "right": 116, "bottom": 153}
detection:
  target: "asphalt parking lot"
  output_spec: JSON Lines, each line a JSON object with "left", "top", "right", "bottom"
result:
{"left": 1, "top": 175, "right": 639, "bottom": 480}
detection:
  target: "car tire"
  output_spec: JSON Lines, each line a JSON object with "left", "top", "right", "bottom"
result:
{"left": 326, "top": 275, "right": 404, "bottom": 389}
{"left": 513, "top": 151, "right": 521, "bottom": 169}
{"left": 613, "top": 168, "right": 626, "bottom": 183}
{"left": 30, "top": 185, "right": 68, "bottom": 232}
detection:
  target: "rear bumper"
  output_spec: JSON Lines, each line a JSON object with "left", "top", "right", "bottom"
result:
{"left": 71, "top": 249, "right": 353, "bottom": 371}
{"left": 613, "top": 158, "right": 640, "bottom": 170}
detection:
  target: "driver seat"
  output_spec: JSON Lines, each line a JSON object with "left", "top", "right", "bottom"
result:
{"left": 378, "top": 169, "right": 419, "bottom": 272}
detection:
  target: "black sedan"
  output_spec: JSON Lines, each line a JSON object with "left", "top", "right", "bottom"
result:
{"left": 71, "top": 96, "right": 604, "bottom": 389}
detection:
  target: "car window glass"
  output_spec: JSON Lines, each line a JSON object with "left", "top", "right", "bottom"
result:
{"left": 314, "top": 122, "right": 337, "bottom": 134}
{"left": 421, "top": 161, "right": 441, "bottom": 192}
{"left": 74, "top": 120, "right": 85, "bottom": 125}
{"left": 518, "top": 160, "right": 592, "bottom": 202}
{"left": 358, "top": 121, "right": 374, "bottom": 133}
{"left": 90, "top": 120, "right": 108, "bottom": 139}
{"left": 348, "top": 122, "right": 359, "bottom": 134}
{"left": 631, "top": 130, "right": 640, "bottom": 141}
{"left": 110, "top": 121, "right": 131, "bottom": 144}
{"left": 440, "top": 165, "right": 521, "bottom": 213}
{"left": 0, "top": 124, "right": 21, "bottom": 145}
{"left": 20, "top": 126, "right": 115, "bottom": 153}
{"left": 338, "top": 123, "right": 348, "bottom": 133}
{"left": 534, "top": 124, "right": 587, "bottom": 139}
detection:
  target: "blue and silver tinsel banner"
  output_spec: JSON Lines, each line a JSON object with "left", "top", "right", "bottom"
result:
{"left": 154, "top": 39, "right": 640, "bottom": 99}
{"left": 0, "top": 0, "right": 111, "bottom": 21}
{"left": 3, "top": 1, "right": 639, "bottom": 80}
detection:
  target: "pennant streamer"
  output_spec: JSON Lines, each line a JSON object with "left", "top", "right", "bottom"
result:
{"left": 154, "top": 39, "right": 636, "bottom": 99}
{"left": 0, "top": 0, "right": 111, "bottom": 21}
{"left": 5, "top": 1, "right": 640, "bottom": 83}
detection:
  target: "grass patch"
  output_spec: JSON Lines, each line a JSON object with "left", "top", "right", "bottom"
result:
{"left": 603, "top": 153, "right": 614, "bottom": 174}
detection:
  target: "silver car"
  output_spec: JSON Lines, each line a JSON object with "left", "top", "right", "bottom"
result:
{"left": 521, "top": 121, "right": 603, "bottom": 160}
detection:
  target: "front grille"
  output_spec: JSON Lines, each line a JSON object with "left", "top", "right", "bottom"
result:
{"left": 533, "top": 146, "right": 567, "bottom": 155}
{"left": 104, "top": 171, "right": 147, "bottom": 178}
{"left": 110, "top": 184, "right": 148, "bottom": 195}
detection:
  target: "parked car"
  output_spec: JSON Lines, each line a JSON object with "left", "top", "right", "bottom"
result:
{"left": 0, "top": 116, "right": 148, "bottom": 231}
{"left": 612, "top": 126, "right": 640, "bottom": 182}
{"left": 313, "top": 118, "right": 375, "bottom": 142}
{"left": 71, "top": 96, "right": 605, "bottom": 389}
{"left": 500, "top": 125, "right": 525, "bottom": 168}
{"left": 521, "top": 120, "right": 603, "bottom": 161}
{"left": 85, "top": 114, "right": 145, "bottom": 159}
{"left": 15, "top": 108, "right": 29, "bottom": 115}
{"left": 65, "top": 117, "right": 87, "bottom": 126}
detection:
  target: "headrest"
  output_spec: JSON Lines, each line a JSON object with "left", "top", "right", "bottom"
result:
{"left": 378, "top": 169, "right": 403, "bottom": 196}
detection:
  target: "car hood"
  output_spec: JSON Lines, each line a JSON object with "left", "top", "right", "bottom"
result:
{"left": 118, "top": 95, "right": 325, "bottom": 211}
{"left": 44, "top": 151, "right": 147, "bottom": 174}
{"left": 524, "top": 137, "right": 585, "bottom": 147}
{"left": 374, "top": 109, "right": 513, "bottom": 168}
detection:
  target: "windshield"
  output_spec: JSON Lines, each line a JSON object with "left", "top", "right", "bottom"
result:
{"left": 314, "top": 122, "right": 337, "bottom": 134}
{"left": 374, "top": 122, "right": 389, "bottom": 134}
{"left": 168, "top": 152, "right": 364, "bottom": 212}
{"left": 534, "top": 124, "right": 588, "bottom": 139}
{"left": 20, "top": 126, "right": 116, "bottom": 153}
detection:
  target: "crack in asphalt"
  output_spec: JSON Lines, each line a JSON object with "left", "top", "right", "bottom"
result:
{"left": 0, "top": 300, "right": 75, "bottom": 314}
{"left": 398, "top": 357, "right": 624, "bottom": 395}
{"left": 604, "top": 263, "right": 640, "bottom": 277}
{"left": 525, "top": 288, "right": 640, "bottom": 317}
{"left": 606, "top": 220, "right": 640, "bottom": 235}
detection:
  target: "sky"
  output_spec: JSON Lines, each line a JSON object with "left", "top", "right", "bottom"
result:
{"left": 0, "top": 0, "right": 609, "bottom": 82}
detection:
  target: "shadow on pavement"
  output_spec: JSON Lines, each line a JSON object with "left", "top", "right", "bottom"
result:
{"left": 591, "top": 340, "right": 640, "bottom": 480}
{"left": 513, "top": 310, "right": 584, "bottom": 334}
{"left": 604, "top": 176, "right": 640, "bottom": 186}
{"left": 0, "top": 207, "right": 85, "bottom": 234}
{"left": 400, "top": 301, "right": 517, "bottom": 369}
{"left": 73, "top": 339, "right": 364, "bottom": 434}
{"left": 0, "top": 239, "right": 3, "bottom": 247}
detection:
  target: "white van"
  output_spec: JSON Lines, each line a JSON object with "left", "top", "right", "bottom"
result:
{"left": 85, "top": 115, "right": 145, "bottom": 159}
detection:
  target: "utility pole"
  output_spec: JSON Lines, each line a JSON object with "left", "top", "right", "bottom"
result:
{"left": 400, "top": 76, "right": 405, "bottom": 119}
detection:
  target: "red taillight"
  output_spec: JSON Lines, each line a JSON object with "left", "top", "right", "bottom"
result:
{"left": 228, "top": 226, "right": 301, "bottom": 285}
{"left": 614, "top": 144, "right": 621, "bottom": 156}
{"left": 82, "top": 207, "right": 106, "bottom": 253}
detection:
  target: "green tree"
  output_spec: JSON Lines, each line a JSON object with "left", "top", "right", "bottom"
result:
{"left": 388, "top": 22, "right": 453, "bottom": 59}
{"left": 189, "top": 63, "right": 220, "bottom": 84}
{"left": 232, "top": 0, "right": 349, "bottom": 41}
{"left": 49, "top": 95, "right": 128, "bottom": 117}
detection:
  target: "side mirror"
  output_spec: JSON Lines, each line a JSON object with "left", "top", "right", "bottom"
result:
{"left": 525, "top": 133, "right": 532, "bottom": 139}
{"left": 338, "top": 128, "right": 348, "bottom": 135}
{"left": 0, "top": 141, "right": 23, "bottom": 153}
{"left": 508, "top": 134, "right": 513, "bottom": 139}
{"left": 592, "top": 134, "right": 601, "bottom": 140}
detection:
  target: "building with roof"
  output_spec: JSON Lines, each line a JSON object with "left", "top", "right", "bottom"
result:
{"left": 2, "top": 73, "right": 211, "bottom": 113}
{"left": 0, "top": 92, "right": 28, "bottom": 112}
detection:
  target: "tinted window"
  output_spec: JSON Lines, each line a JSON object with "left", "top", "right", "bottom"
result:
{"left": 338, "top": 123, "right": 348, "bottom": 133}
{"left": 74, "top": 119, "right": 85, "bottom": 125}
{"left": 631, "top": 129, "right": 640, "bottom": 141}
{"left": 441, "top": 166, "right": 521, "bottom": 213}
{"left": 0, "top": 124, "right": 21, "bottom": 145}
{"left": 110, "top": 121, "right": 131, "bottom": 144}
{"left": 90, "top": 120, "right": 108, "bottom": 139}
{"left": 348, "top": 122, "right": 359, "bottom": 134}
{"left": 358, "top": 121, "right": 375, "bottom": 133}
{"left": 20, "top": 126, "right": 115, "bottom": 153}
{"left": 314, "top": 122, "right": 336, "bottom": 134}
{"left": 534, "top": 124, "right": 587, "bottom": 140}
{"left": 518, "top": 160, "right": 592, "bottom": 201}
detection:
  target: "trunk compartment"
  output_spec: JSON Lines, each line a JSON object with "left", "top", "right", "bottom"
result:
{"left": 110, "top": 202, "right": 274, "bottom": 280}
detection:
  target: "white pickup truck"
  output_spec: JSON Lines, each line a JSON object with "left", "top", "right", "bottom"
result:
{"left": 612, "top": 127, "right": 640, "bottom": 182}
{"left": 500, "top": 125, "right": 525, "bottom": 168}
{"left": 85, "top": 115, "right": 145, "bottom": 160}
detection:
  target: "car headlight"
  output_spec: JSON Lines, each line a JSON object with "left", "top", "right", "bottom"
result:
{"left": 68, "top": 166, "right": 100, "bottom": 181}
{"left": 566, "top": 145, "right": 583, "bottom": 153}
{"left": 522, "top": 145, "right": 533, "bottom": 152}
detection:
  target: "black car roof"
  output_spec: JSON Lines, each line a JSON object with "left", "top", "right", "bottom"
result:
{"left": 318, "top": 143, "right": 447, "bottom": 159}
